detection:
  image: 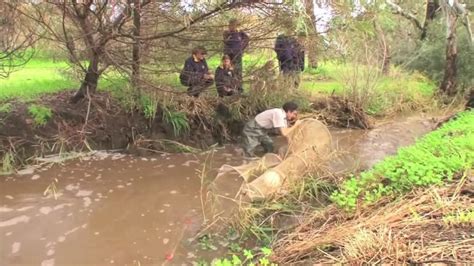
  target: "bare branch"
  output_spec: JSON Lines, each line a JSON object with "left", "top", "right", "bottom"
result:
{"left": 385, "top": 0, "right": 424, "bottom": 32}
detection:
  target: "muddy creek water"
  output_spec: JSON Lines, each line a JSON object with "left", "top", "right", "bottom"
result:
{"left": 0, "top": 115, "right": 437, "bottom": 265}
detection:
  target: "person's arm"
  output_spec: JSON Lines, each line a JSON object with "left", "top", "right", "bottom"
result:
{"left": 274, "top": 35, "right": 283, "bottom": 57}
{"left": 215, "top": 68, "right": 224, "bottom": 88}
{"left": 279, "top": 120, "right": 301, "bottom": 137}
{"left": 203, "top": 60, "right": 213, "bottom": 80}
{"left": 180, "top": 59, "right": 194, "bottom": 85}
{"left": 223, "top": 31, "right": 229, "bottom": 43}
{"left": 241, "top": 31, "right": 249, "bottom": 50}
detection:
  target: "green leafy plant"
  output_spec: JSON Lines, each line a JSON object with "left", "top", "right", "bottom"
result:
{"left": 0, "top": 103, "right": 12, "bottom": 113}
{"left": 140, "top": 96, "right": 158, "bottom": 120}
{"left": 209, "top": 247, "right": 276, "bottom": 266}
{"left": 443, "top": 210, "right": 474, "bottom": 227}
{"left": 28, "top": 104, "right": 53, "bottom": 126}
{"left": 162, "top": 107, "right": 190, "bottom": 137}
{"left": 331, "top": 111, "right": 474, "bottom": 210}
{"left": 198, "top": 235, "right": 218, "bottom": 251}
{"left": 1, "top": 151, "right": 15, "bottom": 175}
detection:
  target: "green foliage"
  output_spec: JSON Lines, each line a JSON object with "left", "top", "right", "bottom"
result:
{"left": 0, "top": 103, "right": 12, "bottom": 113}
{"left": 210, "top": 247, "right": 276, "bottom": 266}
{"left": 198, "top": 235, "right": 219, "bottom": 251}
{"left": 396, "top": 28, "right": 474, "bottom": 89}
{"left": 1, "top": 151, "right": 15, "bottom": 175}
{"left": 443, "top": 209, "right": 474, "bottom": 227}
{"left": 302, "top": 62, "right": 436, "bottom": 115}
{"left": 140, "top": 95, "right": 158, "bottom": 120}
{"left": 162, "top": 107, "right": 190, "bottom": 137}
{"left": 28, "top": 104, "right": 53, "bottom": 126}
{"left": 331, "top": 110, "right": 474, "bottom": 210}
{"left": 0, "top": 59, "right": 78, "bottom": 100}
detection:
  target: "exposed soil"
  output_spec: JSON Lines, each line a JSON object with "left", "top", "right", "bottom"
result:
{"left": 1, "top": 92, "right": 150, "bottom": 167}
{"left": 1, "top": 91, "right": 374, "bottom": 169}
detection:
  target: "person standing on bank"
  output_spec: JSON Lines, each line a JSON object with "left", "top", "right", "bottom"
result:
{"left": 242, "top": 102, "right": 300, "bottom": 158}
{"left": 179, "top": 46, "right": 214, "bottom": 97}
{"left": 223, "top": 18, "right": 249, "bottom": 92}
{"left": 274, "top": 33, "right": 305, "bottom": 88}
{"left": 215, "top": 55, "right": 240, "bottom": 97}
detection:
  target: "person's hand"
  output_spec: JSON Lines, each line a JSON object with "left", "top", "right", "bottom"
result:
{"left": 224, "top": 87, "right": 232, "bottom": 92}
{"left": 293, "top": 119, "right": 302, "bottom": 127}
{"left": 204, "top": 74, "right": 214, "bottom": 80}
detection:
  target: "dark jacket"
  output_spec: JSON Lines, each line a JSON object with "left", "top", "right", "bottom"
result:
{"left": 223, "top": 30, "right": 249, "bottom": 57}
{"left": 274, "top": 35, "right": 305, "bottom": 73}
{"left": 215, "top": 66, "right": 239, "bottom": 96}
{"left": 179, "top": 56, "right": 209, "bottom": 86}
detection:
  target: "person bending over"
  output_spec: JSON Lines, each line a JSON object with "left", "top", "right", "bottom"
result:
{"left": 242, "top": 101, "right": 300, "bottom": 158}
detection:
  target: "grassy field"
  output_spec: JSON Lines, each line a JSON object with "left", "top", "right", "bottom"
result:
{"left": 0, "top": 59, "right": 78, "bottom": 100}
{"left": 0, "top": 58, "right": 127, "bottom": 101}
{"left": 0, "top": 53, "right": 436, "bottom": 116}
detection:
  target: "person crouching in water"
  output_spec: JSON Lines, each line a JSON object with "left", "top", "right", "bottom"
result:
{"left": 242, "top": 102, "right": 300, "bottom": 158}
{"left": 215, "top": 55, "right": 241, "bottom": 97}
{"left": 179, "top": 46, "right": 214, "bottom": 97}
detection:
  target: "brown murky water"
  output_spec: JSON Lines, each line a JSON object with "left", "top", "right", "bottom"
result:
{"left": 0, "top": 115, "right": 437, "bottom": 265}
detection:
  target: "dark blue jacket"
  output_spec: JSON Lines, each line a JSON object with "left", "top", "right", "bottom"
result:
{"left": 179, "top": 56, "right": 209, "bottom": 86}
{"left": 274, "top": 35, "right": 305, "bottom": 73}
{"left": 215, "top": 66, "right": 239, "bottom": 95}
{"left": 223, "top": 30, "right": 249, "bottom": 56}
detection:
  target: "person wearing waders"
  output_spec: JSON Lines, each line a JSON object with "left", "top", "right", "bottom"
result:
{"left": 179, "top": 46, "right": 214, "bottom": 97}
{"left": 242, "top": 102, "right": 300, "bottom": 158}
{"left": 274, "top": 33, "right": 305, "bottom": 88}
{"left": 215, "top": 55, "right": 240, "bottom": 97}
{"left": 223, "top": 18, "right": 249, "bottom": 93}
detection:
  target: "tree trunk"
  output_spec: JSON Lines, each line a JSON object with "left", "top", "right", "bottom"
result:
{"left": 71, "top": 52, "right": 100, "bottom": 103}
{"left": 374, "top": 21, "right": 390, "bottom": 75}
{"left": 304, "top": 0, "right": 318, "bottom": 69}
{"left": 421, "top": 0, "right": 440, "bottom": 39}
{"left": 132, "top": 0, "right": 141, "bottom": 88}
{"left": 439, "top": 9, "right": 458, "bottom": 96}
{"left": 382, "top": 45, "right": 391, "bottom": 75}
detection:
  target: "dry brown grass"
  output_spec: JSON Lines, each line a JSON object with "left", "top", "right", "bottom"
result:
{"left": 272, "top": 176, "right": 474, "bottom": 264}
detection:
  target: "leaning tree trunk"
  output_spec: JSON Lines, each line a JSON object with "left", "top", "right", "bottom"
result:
{"left": 131, "top": 0, "right": 141, "bottom": 88}
{"left": 71, "top": 51, "right": 100, "bottom": 103}
{"left": 439, "top": 9, "right": 458, "bottom": 96}
{"left": 374, "top": 21, "right": 390, "bottom": 75}
{"left": 304, "top": 0, "right": 318, "bottom": 69}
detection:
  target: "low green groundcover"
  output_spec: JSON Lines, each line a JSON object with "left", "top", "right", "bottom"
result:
{"left": 331, "top": 110, "right": 474, "bottom": 210}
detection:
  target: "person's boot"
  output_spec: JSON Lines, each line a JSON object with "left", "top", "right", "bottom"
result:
{"left": 262, "top": 142, "right": 274, "bottom": 154}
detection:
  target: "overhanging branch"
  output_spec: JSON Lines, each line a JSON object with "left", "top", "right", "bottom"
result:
{"left": 385, "top": 0, "right": 424, "bottom": 32}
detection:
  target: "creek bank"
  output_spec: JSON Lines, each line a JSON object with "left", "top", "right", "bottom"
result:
{"left": 0, "top": 91, "right": 373, "bottom": 171}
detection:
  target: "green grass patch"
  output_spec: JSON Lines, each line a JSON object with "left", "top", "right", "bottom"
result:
{"left": 331, "top": 110, "right": 474, "bottom": 210}
{"left": 28, "top": 104, "right": 53, "bottom": 126}
{"left": 301, "top": 63, "right": 436, "bottom": 115}
{"left": 0, "top": 103, "right": 13, "bottom": 113}
{"left": 443, "top": 209, "right": 474, "bottom": 227}
{"left": 0, "top": 59, "right": 78, "bottom": 101}
{"left": 0, "top": 56, "right": 128, "bottom": 101}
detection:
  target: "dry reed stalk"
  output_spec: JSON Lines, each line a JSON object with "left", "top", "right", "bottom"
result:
{"left": 272, "top": 179, "right": 473, "bottom": 264}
